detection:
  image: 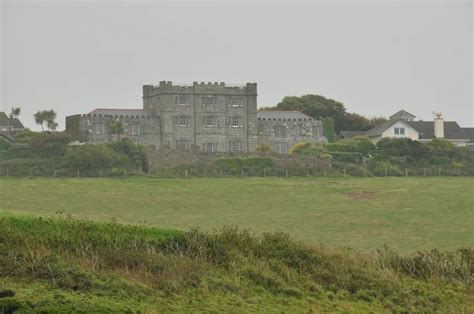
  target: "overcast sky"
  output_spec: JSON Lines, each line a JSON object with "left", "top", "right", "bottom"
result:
{"left": 1, "top": 0, "right": 473, "bottom": 130}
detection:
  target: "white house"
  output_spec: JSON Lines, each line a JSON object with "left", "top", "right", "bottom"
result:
{"left": 341, "top": 110, "right": 472, "bottom": 147}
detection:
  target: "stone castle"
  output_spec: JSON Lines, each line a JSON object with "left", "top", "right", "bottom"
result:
{"left": 66, "top": 81, "right": 326, "bottom": 153}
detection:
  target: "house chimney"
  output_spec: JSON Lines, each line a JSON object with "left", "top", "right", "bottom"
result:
{"left": 434, "top": 112, "right": 444, "bottom": 138}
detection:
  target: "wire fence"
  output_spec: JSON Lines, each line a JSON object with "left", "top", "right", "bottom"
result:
{"left": 0, "top": 166, "right": 473, "bottom": 178}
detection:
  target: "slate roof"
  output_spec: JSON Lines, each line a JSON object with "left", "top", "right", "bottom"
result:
{"left": 0, "top": 112, "right": 25, "bottom": 129}
{"left": 461, "top": 128, "right": 474, "bottom": 143}
{"left": 257, "top": 111, "right": 313, "bottom": 121}
{"left": 88, "top": 108, "right": 155, "bottom": 117}
{"left": 389, "top": 110, "right": 416, "bottom": 120}
{"left": 406, "top": 121, "right": 469, "bottom": 140}
{"left": 340, "top": 131, "right": 368, "bottom": 139}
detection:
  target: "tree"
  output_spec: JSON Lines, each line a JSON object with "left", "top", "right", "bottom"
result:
{"left": 9, "top": 107, "right": 21, "bottom": 120}
{"left": 34, "top": 109, "right": 57, "bottom": 131}
{"left": 276, "top": 94, "right": 346, "bottom": 132}
{"left": 109, "top": 120, "right": 125, "bottom": 141}
{"left": 322, "top": 117, "right": 336, "bottom": 143}
{"left": 342, "top": 113, "right": 387, "bottom": 132}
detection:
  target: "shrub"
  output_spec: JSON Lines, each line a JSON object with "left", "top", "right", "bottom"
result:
{"left": 368, "top": 160, "right": 402, "bottom": 176}
{"left": 0, "top": 138, "right": 10, "bottom": 151}
{"left": 322, "top": 117, "right": 336, "bottom": 143}
{"left": 256, "top": 143, "right": 272, "bottom": 154}
{"left": 329, "top": 152, "right": 363, "bottom": 163}
{"left": 376, "top": 138, "right": 430, "bottom": 160}
{"left": 289, "top": 142, "right": 323, "bottom": 156}
{"left": 323, "top": 143, "right": 355, "bottom": 153}
{"left": 64, "top": 145, "right": 114, "bottom": 172}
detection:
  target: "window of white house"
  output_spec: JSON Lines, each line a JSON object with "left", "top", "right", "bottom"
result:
{"left": 229, "top": 140, "right": 241, "bottom": 152}
{"left": 175, "top": 115, "right": 191, "bottom": 127}
{"left": 394, "top": 127, "right": 405, "bottom": 136}
{"left": 204, "top": 143, "right": 217, "bottom": 152}
{"left": 228, "top": 97, "right": 242, "bottom": 107}
{"left": 203, "top": 116, "right": 217, "bottom": 127}
{"left": 227, "top": 116, "right": 243, "bottom": 128}
{"left": 274, "top": 125, "right": 287, "bottom": 137}
{"left": 175, "top": 95, "right": 190, "bottom": 106}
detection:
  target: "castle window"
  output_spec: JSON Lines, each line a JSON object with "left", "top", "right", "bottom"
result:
{"left": 228, "top": 116, "right": 243, "bottom": 128}
{"left": 276, "top": 142, "right": 287, "bottom": 154}
{"left": 204, "top": 143, "right": 217, "bottom": 153}
{"left": 130, "top": 124, "right": 140, "bottom": 135}
{"left": 228, "top": 97, "right": 242, "bottom": 107}
{"left": 313, "top": 125, "right": 321, "bottom": 137}
{"left": 202, "top": 96, "right": 218, "bottom": 105}
{"left": 229, "top": 140, "right": 242, "bottom": 153}
{"left": 176, "top": 139, "right": 191, "bottom": 150}
{"left": 274, "top": 125, "right": 287, "bottom": 137}
{"left": 175, "top": 115, "right": 191, "bottom": 127}
{"left": 175, "top": 95, "right": 190, "bottom": 106}
{"left": 203, "top": 116, "right": 217, "bottom": 127}
{"left": 93, "top": 123, "right": 105, "bottom": 135}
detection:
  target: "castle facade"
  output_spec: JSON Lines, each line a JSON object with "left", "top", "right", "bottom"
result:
{"left": 66, "top": 81, "right": 326, "bottom": 153}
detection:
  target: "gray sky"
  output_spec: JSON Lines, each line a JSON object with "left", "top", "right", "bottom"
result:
{"left": 1, "top": 0, "right": 473, "bottom": 130}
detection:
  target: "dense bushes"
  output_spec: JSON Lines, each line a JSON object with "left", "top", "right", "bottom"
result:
{"left": 0, "top": 216, "right": 472, "bottom": 312}
{"left": 215, "top": 157, "right": 274, "bottom": 175}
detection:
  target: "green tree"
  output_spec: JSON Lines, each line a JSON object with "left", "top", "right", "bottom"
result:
{"left": 34, "top": 109, "right": 57, "bottom": 131}
{"left": 322, "top": 117, "right": 336, "bottom": 143}
{"left": 343, "top": 113, "right": 387, "bottom": 132}
{"left": 276, "top": 94, "right": 346, "bottom": 131}
{"left": 109, "top": 120, "right": 125, "bottom": 141}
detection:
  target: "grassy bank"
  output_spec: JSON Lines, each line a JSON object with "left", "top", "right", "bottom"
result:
{"left": 0, "top": 177, "right": 473, "bottom": 251}
{"left": 0, "top": 216, "right": 472, "bottom": 312}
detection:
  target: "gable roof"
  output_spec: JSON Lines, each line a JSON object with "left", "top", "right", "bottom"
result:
{"left": 257, "top": 111, "right": 313, "bottom": 121}
{"left": 407, "top": 121, "right": 468, "bottom": 140}
{"left": 389, "top": 110, "right": 416, "bottom": 120}
{"left": 340, "top": 131, "right": 368, "bottom": 139}
{"left": 0, "top": 112, "right": 25, "bottom": 129}
{"left": 364, "top": 119, "right": 418, "bottom": 137}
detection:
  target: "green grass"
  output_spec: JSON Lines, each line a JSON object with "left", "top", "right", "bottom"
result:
{"left": 0, "top": 216, "right": 472, "bottom": 312}
{"left": 0, "top": 176, "right": 473, "bottom": 251}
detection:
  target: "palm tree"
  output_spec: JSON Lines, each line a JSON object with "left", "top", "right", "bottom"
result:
{"left": 7, "top": 107, "right": 21, "bottom": 133}
{"left": 109, "top": 120, "right": 125, "bottom": 141}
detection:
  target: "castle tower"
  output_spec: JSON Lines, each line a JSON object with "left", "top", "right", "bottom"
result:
{"left": 142, "top": 81, "right": 258, "bottom": 152}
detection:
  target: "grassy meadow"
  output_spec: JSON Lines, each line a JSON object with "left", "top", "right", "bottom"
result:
{"left": 0, "top": 176, "right": 472, "bottom": 251}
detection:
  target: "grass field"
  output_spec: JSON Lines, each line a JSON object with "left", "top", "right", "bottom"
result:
{"left": 0, "top": 177, "right": 473, "bottom": 251}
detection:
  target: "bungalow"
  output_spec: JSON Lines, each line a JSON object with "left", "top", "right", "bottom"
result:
{"left": 341, "top": 110, "right": 472, "bottom": 147}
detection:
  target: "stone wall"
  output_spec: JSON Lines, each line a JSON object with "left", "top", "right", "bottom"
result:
{"left": 143, "top": 81, "right": 257, "bottom": 152}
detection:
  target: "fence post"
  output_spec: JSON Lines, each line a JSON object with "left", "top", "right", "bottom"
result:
{"left": 124, "top": 169, "right": 127, "bottom": 177}
{"left": 77, "top": 170, "right": 80, "bottom": 178}
{"left": 385, "top": 166, "right": 388, "bottom": 177}
{"left": 323, "top": 169, "right": 326, "bottom": 177}
{"left": 53, "top": 169, "right": 56, "bottom": 177}
{"left": 100, "top": 169, "right": 103, "bottom": 177}
{"left": 364, "top": 167, "right": 367, "bottom": 177}
{"left": 241, "top": 168, "right": 244, "bottom": 177}
{"left": 438, "top": 168, "right": 441, "bottom": 176}
{"left": 30, "top": 170, "right": 32, "bottom": 177}
{"left": 423, "top": 168, "right": 426, "bottom": 176}
{"left": 405, "top": 168, "right": 408, "bottom": 177}
{"left": 6, "top": 168, "right": 8, "bottom": 177}
{"left": 343, "top": 168, "right": 346, "bottom": 177}
{"left": 306, "top": 168, "right": 309, "bottom": 177}
{"left": 185, "top": 169, "right": 188, "bottom": 178}
{"left": 204, "top": 169, "right": 207, "bottom": 178}
{"left": 263, "top": 168, "right": 266, "bottom": 177}
{"left": 220, "top": 169, "right": 223, "bottom": 177}
{"left": 285, "top": 168, "right": 288, "bottom": 178}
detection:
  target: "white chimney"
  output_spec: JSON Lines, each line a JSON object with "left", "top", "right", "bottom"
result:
{"left": 434, "top": 112, "right": 444, "bottom": 138}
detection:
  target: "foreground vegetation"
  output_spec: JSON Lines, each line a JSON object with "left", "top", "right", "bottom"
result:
{"left": 0, "top": 216, "right": 472, "bottom": 312}
{"left": 1, "top": 177, "right": 473, "bottom": 251}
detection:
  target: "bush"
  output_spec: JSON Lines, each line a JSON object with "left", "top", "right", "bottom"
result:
{"left": 368, "top": 160, "right": 402, "bottom": 176}
{"left": 289, "top": 142, "right": 323, "bottom": 156}
{"left": 215, "top": 157, "right": 274, "bottom": 175}
{"left": 64, "top": 145, "right": 114, "bottom": 172}
{"left": 376, "top": 138, "right": 430, "bottom": 160}
{"left": 0, "top": 138, "right": 10, "bottom": 151}
{"left": 323, "top": 143, "right": 355, "bottom": 153}
{"left": 329, "top": 152, "right": 363, "bottom": 163}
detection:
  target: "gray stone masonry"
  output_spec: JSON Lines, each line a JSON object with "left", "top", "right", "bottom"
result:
{"left": 65, "top": 81, "right": 326, "bottom": 153}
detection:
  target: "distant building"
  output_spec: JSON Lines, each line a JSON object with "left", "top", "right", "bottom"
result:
{"left": 0, "top": 112, "right": 25, "bottom": 134}
{"left": 341, "top": 110, "right": 472, "bottom": 147}
{"left": 66, "top": 81, "right": 327, "bottom": 153}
